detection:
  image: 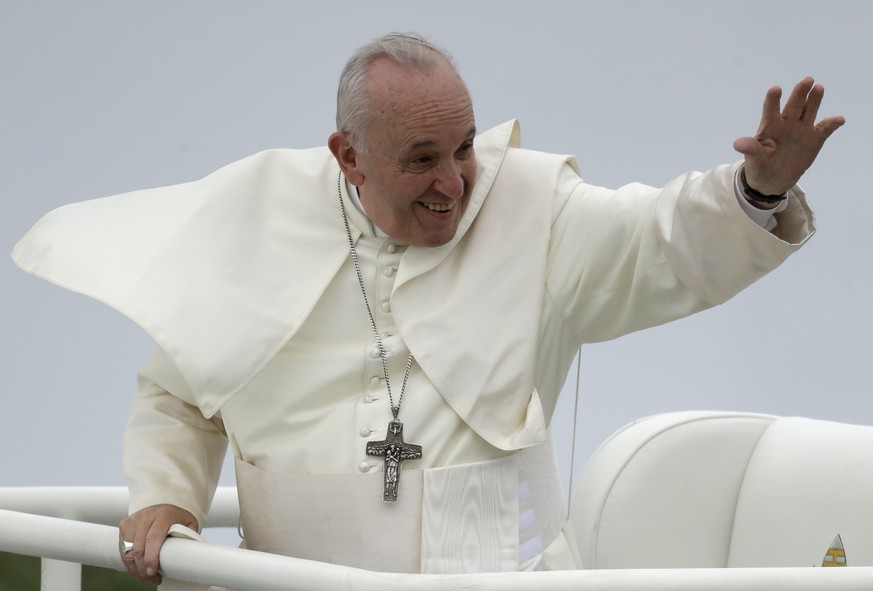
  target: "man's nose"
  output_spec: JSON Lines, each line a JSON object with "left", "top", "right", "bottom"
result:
{"left": 433, "top": 161, "right": 464, "bottom": 199}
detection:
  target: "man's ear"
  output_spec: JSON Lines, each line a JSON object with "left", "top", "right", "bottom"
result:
{"left": 328, "top": 132, "right": 364, "bottom": 186}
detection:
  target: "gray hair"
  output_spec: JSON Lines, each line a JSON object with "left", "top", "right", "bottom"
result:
{"left": 336, "top": 33, "right": 461, "bottom": 153}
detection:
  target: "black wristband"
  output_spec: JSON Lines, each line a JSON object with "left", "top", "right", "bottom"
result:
{"left": 740, "top": 168, "right": 788, "bottom": 204}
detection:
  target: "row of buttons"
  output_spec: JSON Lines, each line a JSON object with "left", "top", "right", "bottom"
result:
{"left": 357, "top": 240, "right": 401, "bottom": 475}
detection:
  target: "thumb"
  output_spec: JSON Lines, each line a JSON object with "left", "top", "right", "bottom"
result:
{"left": 732, "top": 136, "right": 762, "bottom": 157}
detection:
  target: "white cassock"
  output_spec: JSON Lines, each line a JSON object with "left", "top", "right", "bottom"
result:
{"left": 12, "top": 121, "right": 815, "bottom": 579}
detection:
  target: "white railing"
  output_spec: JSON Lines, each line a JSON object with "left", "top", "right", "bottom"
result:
{"left": 3, "top": 487, "right": 873, "bottom": 591}
{"left": 0, "top": 486, "right": 239, "bottom": 591}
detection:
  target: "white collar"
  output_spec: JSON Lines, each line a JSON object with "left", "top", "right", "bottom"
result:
{"left": 345, "top": 176, "right": 389, "bottom": 238}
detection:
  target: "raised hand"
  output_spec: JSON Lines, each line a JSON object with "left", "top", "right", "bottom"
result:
{"left": 733, "top": 77, "right": 844, "bottom": 196}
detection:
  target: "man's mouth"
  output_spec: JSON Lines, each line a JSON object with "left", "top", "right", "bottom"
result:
{"left": 421, "top": 202, "right": 454, "bottom": 213}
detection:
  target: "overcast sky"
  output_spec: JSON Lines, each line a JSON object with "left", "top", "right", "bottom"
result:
{"left": 2, "top": 1, "right": 870, "bottom": 533}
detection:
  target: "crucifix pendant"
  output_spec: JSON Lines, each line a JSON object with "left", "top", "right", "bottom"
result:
{"left": 366, "top": 420, "right": 423, "bottom": 503}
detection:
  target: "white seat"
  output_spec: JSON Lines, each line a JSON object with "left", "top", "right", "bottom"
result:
{"left": 570, "top": 411, "right": 873, "bottom": 569}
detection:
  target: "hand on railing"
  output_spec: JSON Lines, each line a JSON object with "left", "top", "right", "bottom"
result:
{"left": 119, "top": 504, "right": 199, "bottom": 585}
{"left": 4, "top": 504, "right": 873, "bottom": 591}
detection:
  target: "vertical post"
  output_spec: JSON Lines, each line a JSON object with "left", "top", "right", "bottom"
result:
{"left": 41, "top": 558, "right": 81, "bottom": 591}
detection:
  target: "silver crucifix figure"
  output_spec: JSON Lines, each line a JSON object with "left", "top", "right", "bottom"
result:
{"left": 366, "top": 420, "right": 422, "bottom": 503}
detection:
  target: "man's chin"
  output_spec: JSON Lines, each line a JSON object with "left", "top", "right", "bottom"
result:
{"left": 407, "top": 236, "right": 451, "bottom": 248}
{"left": 405, "top": 227, "right": 459, "bottom": 248}
{"left": 408, "top": 210, "right": 465, "bottom": 247}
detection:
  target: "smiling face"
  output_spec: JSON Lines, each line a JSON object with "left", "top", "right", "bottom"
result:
{"left": 329, "top": 57, "right": 477, "bottom": 247}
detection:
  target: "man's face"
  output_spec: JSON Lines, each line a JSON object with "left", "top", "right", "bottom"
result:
{"left": 344, "top": 58, "right": 477, "bottom": 247}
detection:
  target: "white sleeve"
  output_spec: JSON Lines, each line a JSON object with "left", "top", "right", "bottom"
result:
{"left": 124, "top": 348, "right": 228, "bottom": 530}
{"left": 546, "top": 161, "right": 814, "bottom": 345}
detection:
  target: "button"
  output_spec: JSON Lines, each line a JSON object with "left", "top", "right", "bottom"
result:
{"left": 380, "top": 301, "right": 391, "bottom": 313}
{"left": 383, "top": 266, "right": 396, "bottom": 277}
{"left": 359, "top": 462, "right": 371, "bottom": 473}
{"left": 369, "top": 347, "right": 381, "bottom": 359}
{"left": 369, "top": 376, "right": 380, "bottom": 386}
{"left": 360, "top": 427, "right": 372, "bottom": 437}
{"left": 387, "top": 243, "right": 398, "bottom": 254}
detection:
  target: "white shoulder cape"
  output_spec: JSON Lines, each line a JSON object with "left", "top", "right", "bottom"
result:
{"left": 13, "top": 121, "right": 568, "bottom": 450}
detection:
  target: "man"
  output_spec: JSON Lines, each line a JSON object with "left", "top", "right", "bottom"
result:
{"left": 12, "top": 33, "right": 843, "bottom": 586}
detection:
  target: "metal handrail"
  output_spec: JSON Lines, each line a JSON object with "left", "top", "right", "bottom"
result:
{"left": 3, "top": 488, "right": 873, "bottom": 590}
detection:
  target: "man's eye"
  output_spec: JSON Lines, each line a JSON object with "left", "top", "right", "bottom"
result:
{"left": 411, "top": 156, "right": 433, "bottom": 165}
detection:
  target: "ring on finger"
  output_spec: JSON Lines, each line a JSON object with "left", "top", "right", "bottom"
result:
{"left": 120, "top": 539, "right": 134, "bottom": 555}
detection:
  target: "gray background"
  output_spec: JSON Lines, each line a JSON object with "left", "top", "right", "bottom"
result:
{"left": 2, "top": 1, "right": 870, "bottom": 541}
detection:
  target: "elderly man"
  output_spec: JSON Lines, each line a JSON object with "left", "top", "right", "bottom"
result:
{"left": 13, "top": 33, "right": 842, "bottom": 586}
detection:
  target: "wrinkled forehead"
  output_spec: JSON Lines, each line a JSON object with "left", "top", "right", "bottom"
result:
{"left": 364, "top": 59, "right": 475, "bottom": 148}
{"left": 367, "top": 58, "right": 469, "bottom": 106}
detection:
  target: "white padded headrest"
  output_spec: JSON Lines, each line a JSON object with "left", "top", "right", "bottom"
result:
{"left": 572, "top": 411, "right": 873, "bottom": 569}
{"left": 572, "top": 411, "right": 775, "bottom": 568}
{"left": 728, "top": 416, "right": 873, "bottom": 567}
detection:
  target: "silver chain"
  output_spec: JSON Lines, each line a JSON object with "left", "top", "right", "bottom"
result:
{"left": 337, "top": 173, "right": 414, "bottom": 420}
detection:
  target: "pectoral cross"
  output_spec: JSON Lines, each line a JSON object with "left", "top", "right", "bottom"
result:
{"left": 366, "top": 420, "right": 422, "bottom": 503}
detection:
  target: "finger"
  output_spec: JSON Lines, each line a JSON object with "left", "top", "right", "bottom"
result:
{"left": 119, "top": 521, "right": 145, "bottom": 580}
{"left": 131, "top": 520, "right": 164, "bottom": 585}
{"left": 130, "top": 523, "right": 150, "bottom": 581}
{"left": 782, "top": 76, "right": 815, "bottom": 120}
{"left": 142, "top": 520, "right": 169, "bottom": 584}
{"left": 760, "top": 85, "right": 783, "bottom": 127}
{"left": 118, "top": 531, "right": 140, "bottom": 579}
{"left": 800, "top": 83, "right": 825, "bottom": 123}
{"left": 815, "top": 114, "right": 846, "bottom": 139}
{"left": 732, "top": 136, "right": 763, "bottom": 157}
{"left": 121, "top": 554, "right": 140, "bottom": 580}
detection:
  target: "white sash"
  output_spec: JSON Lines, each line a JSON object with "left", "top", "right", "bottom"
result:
{"left": 234, "top": 439, "right": 566, "bottom": 574}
